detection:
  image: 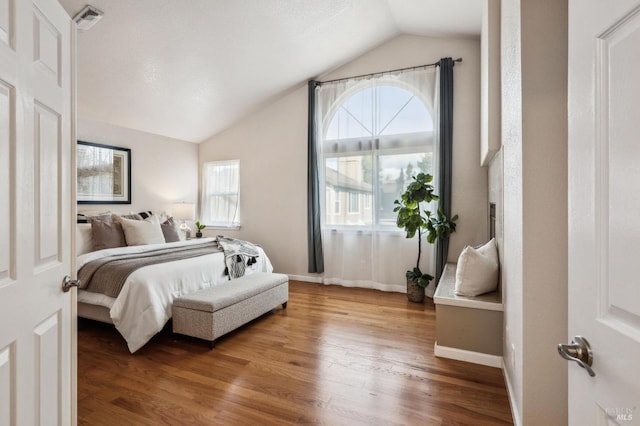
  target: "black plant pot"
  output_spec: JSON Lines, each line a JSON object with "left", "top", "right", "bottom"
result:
{"left": 195, "top": 232, "right": 203, "bottom": 238}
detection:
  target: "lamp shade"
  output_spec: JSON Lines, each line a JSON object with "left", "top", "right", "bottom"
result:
{"left": 172, "top": 203, "right": 195, "bottom": 221}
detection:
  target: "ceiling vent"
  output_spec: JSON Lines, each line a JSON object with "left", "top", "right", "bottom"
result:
{"left": 73, "top": 5, "right": 104, "bottom": 32}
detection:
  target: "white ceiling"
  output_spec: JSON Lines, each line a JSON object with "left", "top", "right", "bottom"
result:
{"left": 58, "top": 0, "right": 482, "bottom": 143}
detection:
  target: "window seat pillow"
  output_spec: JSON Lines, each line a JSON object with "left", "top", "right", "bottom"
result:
{"left": 454, "top": 239, "right": 499, "bottom": 297}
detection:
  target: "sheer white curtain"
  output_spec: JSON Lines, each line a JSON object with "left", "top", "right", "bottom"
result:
{"left": 315, "top": 68, "right": 439, "bottom": 292}
{"left": 200, "top": 160, "right": 240, "bottom": 227}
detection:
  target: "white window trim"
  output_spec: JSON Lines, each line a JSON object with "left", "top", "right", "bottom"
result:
{"left": 347, "top": 192, "right": 360, "bottom": 214}
{"left": 364, "top": 194, "right": 372, "bottom": 210}
{"left": 200, "top": 160, "right": 240, "bottom": 228}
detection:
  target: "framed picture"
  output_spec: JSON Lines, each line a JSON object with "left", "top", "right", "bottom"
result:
{"left": 77, "top": 141, "right": 131, "bottom": 204}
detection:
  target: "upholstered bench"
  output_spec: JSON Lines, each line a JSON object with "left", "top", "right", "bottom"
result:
{"left": 172, "top": 272, "right": 288, "bottom": 348}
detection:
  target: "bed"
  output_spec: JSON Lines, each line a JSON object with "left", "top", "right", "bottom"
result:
{"left": 76, "top": 220, "right": 273, "bottom": 353}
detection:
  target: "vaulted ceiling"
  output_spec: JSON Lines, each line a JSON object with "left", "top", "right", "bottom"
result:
{"left": 58, "top": 0, "right": 482, "bottom": 143}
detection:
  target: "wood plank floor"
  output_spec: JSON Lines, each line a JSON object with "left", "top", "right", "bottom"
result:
{"left": 78, "top": 281, "right": 513, "bottom": 425}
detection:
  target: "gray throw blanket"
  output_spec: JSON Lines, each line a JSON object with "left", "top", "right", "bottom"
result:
{"left": 216, "top": 236, "right": 259, "bottom": 279}
{"left": 78, "top": 241, "right": 222, "bottom": 298}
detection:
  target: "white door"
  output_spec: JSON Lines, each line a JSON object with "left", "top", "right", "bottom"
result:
{"left": 568, "top": 0, "right": 640, "bottom": 424}
{"left": 0, "top": 0, "right": 74, "bottom": 424}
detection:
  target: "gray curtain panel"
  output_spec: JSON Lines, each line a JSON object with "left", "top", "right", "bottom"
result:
{"left": 435, "top": 58, "right": 454, "bottom": 284}
{"left": 307, "top": 80, "right": 324, "bottom": 273}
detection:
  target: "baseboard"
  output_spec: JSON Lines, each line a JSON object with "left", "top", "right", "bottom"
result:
{"left": 433, "top": 342, "right": 503, "bottom": 368}
{"left": 287, "top": 274, "right": 323, "bottom": 283}
{"left": 502, "top": 361, "right": 522, "bottom": 426}
{"left": 287, "top": 274, "right": 405, "bottom": 293}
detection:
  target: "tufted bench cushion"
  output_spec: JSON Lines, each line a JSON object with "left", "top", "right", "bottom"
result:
{"left": 172, "top": 272, "right": 288, "bottom": 348}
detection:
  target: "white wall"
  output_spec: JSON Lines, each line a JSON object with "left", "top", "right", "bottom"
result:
{"left": 199, "top": 34, "right": 488, "bottom": 280}
{"left": 500, "top": 0, "right": 524, "bottom": 419}
{"left": 521, "top": 0, "right": 568, "bottom": 421}
{"left": 77, "top": 119, "right": 199, "bottom": 216}
{"left": 481, "top": 0, "right": 502, "bottom": 166}
{"left": 499, "top": 0, "right": 568, "bottom": 423}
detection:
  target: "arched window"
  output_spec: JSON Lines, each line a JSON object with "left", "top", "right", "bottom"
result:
{"left": 323, "top": 84, "right": 434, "bottom": 227}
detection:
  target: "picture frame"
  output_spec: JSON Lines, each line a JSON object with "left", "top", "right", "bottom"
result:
{"left": 76, "top": 141, "right": 131, "bottom": 204}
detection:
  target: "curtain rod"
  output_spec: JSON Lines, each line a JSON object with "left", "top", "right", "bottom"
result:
{"left": 316, "top": 57, "right": 462, "bottom": 86}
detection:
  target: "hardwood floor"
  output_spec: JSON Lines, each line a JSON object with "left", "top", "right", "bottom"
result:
{"left": 78, "top": 281, "right": 513, "bottom": 425}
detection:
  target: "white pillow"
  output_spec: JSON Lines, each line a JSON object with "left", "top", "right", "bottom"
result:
{"left": 118, "top": 215, "right": 165, "bottom": 246}
{"left": 454, "top": 241, "right": 499, "bottom": 296}
{"left": 76, "top": 223, "right": 93, "bottom": 256}
{"left": 476, "top": 238, "right": 499, "bottom": 265}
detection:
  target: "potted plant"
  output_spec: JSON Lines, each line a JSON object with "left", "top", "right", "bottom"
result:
{"left": 394, "top": 173, "right": 458, "bottom": 302}
{"left": 194, "top": 221, "right": 206, "bottom": 238}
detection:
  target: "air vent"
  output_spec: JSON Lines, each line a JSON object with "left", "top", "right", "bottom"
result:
{"left": 73, "top": 5, "right": 103, "bottom": 32}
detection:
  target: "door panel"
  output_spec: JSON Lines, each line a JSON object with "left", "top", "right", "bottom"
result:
{"left": 0, "top": 80, "right": 14, "bottom": 286}
{"left": 0, "top": 0, "right": 73, "bottom": 424}
{"left": 34, "top": 313, "right": 62, "bottom": 425}
{"left": 569, "top": 0, "right": 640, "bottom": 424}
{"left": 0, "top": 344, "right": 15, "bottom": 424}
{"left": 33, "top": 5, "right": 61, "bottom": 86}
{"left": 605, "top": 10, "right": 640, "bottom": 329}
{"left": 34, "top": 100, "right": 61, "bottom": 268}
{"left": 0, "top": 0, "right": 13, "bottom": 48}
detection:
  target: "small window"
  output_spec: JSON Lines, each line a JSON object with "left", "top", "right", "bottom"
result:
{"left": 348, "top": 192, "right": 360, "bottom": 214}
{"left": 325, "top": 188, "right": 341, "bottom": 215}
{"left": 201, "top": 160, "right": 240, "bottom": 228}
{"left": 364, "top": 194, "right": 371, "bottom": 210}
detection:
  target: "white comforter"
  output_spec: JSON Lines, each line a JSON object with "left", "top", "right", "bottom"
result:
{"left": 77, "top": 237, "right": 273, "bottom": 353}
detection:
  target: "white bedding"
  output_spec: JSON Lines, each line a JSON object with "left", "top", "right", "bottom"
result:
{"left": 77, "top": 237, "right": 273, "bottom": 353}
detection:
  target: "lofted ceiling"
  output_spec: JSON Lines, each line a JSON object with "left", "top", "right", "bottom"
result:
{"left": 58, "top": 0, "right": 482, "bottom": 143}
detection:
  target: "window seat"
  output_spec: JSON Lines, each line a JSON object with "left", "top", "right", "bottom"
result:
{"left": 433, "top": 263, "right": 503, "bottom": 367}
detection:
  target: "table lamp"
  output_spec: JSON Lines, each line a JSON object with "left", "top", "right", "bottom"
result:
{"left": 172, "top": 202, "right": 195, "bottom": 238}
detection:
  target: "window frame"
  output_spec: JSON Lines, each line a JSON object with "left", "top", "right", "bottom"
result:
{"left": 323, "top": 140, "right": 434, "bottom": 230}
{"left": 200, "top": 159, "right": 241, "bottom": 229}
{"left": 347, "top": 192, "right": 360, "bottom": 214}
{"left": 364, "top": 193, "right": 372, "bottom": 210}
{"left": 318, "top": 81, "right": 437, "bottom": 232}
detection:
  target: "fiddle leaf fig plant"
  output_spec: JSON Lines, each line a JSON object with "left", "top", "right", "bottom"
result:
{"left": 425, "top": 207, "right": 458, "bottom": 244}
{"left": 393, "top": 173, "right": 458, "bottom": 289}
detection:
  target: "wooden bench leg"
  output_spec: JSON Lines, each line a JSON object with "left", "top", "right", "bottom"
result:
{"left": 282, "top": 302, "right": 287, "bottom": 310}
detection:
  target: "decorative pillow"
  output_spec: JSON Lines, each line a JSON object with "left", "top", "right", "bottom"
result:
{"left": 137, "top": 211, "right": 153, "bottom": 219}
{"left": 76, "top": 223, "right": 93, "bottom": 256}
{"left": 476, "top": 238, "right": 499, "bottom": 266}
{"left": 80, "top": 210, "right": 112, "bottom": 216}
{"left": 119, "top": 213, "right": 143, "bottom": 220}
{"left": 118, "top": 215, "right": 165, "bottom": 246}
{"left": 161, "top": 218, "right": 182, "bottom": 243}
{"left": 156, "top": 212, "right": 169, "bottom": 224}
{"left": 77, "top": 212, "right": 112, "bottom": 223}
{"left": 91, "top": 219, "right": 127, "bottom": 251}
{"left": 454, "top": 241, "right": 499, "bottom": 297}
